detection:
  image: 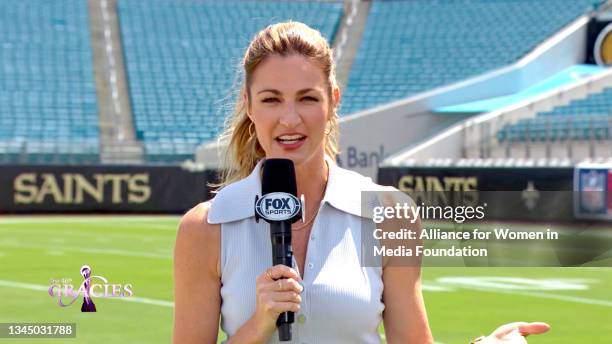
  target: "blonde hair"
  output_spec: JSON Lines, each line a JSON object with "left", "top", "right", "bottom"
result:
{"left": 214, "top": 21, "right": 340, "bottom": 190}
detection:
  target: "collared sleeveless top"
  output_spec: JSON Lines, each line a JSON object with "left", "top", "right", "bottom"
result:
{"left": 208, "top": 156, "right": 392, "bottom": 344}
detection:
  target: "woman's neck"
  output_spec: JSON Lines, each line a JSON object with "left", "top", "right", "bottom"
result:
{"left": 294, "top": 153, "right": 329, "bottom": 209}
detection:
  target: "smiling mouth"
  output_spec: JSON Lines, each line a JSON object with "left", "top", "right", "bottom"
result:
{"left": 275, "top": 134, "right": 306, "bottom": 144}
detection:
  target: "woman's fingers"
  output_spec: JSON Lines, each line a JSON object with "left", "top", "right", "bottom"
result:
{"left": 259, "top": 278, "right": 303, "bottom": 294}
{"left": 259, "top": 265, "right": 302, "bottom": 283}
{"left": 258, "top": 289, "right": 302, "bottom": 314}
{"left": 272, "top": 291, "right": 302, "bottom": 303}
{"left": 492, "top": 322, "right": 550, "bottom": 339}
{"left": 252, "top": 265, "right": 304, "bottom": 337}
{"left": 268, "top": 301, "right": 301, "bottom": 313}
{"left": 518, "top": 322, "right": 550, "bottom": 336}
{"left": 493, "top": 322, "right": 528, "bottom": 339}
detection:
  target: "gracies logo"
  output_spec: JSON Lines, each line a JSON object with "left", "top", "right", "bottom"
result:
{"left": 48, "top": 265, "right": 133, "bottom": 312}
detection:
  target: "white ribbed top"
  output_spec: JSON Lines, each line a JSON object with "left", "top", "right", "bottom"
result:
{"left": 208, "top": 156, "right": 391, "bottom": 344}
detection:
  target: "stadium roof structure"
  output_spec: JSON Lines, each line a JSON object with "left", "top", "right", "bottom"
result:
{"left": 434, "top": 65, "right": 608, "bottom": 114}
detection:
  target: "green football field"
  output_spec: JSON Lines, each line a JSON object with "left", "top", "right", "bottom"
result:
{"left": 0, "top": 216, "right": 610, "bottom": 343}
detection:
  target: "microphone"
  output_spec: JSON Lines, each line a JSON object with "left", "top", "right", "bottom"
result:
{"left": 254, "top": 159, "right": 302, "bottom": 342}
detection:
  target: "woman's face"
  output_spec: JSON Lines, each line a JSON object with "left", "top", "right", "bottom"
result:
{"left": 246, "top": 54, "right": 337, "bottom": 166}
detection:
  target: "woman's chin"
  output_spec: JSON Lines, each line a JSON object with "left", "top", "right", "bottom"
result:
{"left": 266, "top": 152, "right": 304, "bottom": 163}
{"left": 265, "top": 149, "right": 314, "bottom": 166}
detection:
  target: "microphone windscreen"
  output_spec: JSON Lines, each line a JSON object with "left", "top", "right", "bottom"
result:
{"left": 261, "top": 159, "right": 297, "bottom": 196}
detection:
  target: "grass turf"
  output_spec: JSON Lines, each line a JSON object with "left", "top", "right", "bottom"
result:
{"left": 0, "top": 216, "right": 610, "bottom": 343}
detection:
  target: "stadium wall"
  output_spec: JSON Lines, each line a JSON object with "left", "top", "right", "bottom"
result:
{"left": 0, "top": 165, "right": 215, "bottom": 214}
{"left": 377, "top": 165, "right": 575, "bottom": 221}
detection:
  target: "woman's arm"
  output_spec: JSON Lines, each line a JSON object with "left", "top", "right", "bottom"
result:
{"left": 382, "top": 265, "right": 433, "bottom": 344}
{"left": 379, "top": 196, "right": 433, "bottom": 344}
{"left": 173, "top": 202, "right": 302, "bottom": 344}
{"left": 173, "top": 202, "right": 221, "bottom": 344}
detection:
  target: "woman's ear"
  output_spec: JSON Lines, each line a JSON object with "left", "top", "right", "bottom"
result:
{"left": 243, "top": 91, "right": 252, "bottom": 119}
{"left": 332, "top": 87, "right": 341, "bottom": 111}
{"left": 328, "top": 87, "right": 341, "bottom": 120}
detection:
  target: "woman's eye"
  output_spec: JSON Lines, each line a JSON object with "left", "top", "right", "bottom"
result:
{"left": 302, "top": 96, "right": 318, "bottom": 102}
{"left": 262, "top": 98, "right": 279, "bottom": 103}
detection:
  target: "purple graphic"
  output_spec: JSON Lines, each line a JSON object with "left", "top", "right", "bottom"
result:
{"left": 49, "top": 264, "right": 133, "bottom": 311}
{"left": 80, "top": 265, "right": 97, "bottom": 312}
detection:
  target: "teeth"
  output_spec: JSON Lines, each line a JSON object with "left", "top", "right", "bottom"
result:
{"left": 278, "top": 134, "right": 304, "bottom": 141}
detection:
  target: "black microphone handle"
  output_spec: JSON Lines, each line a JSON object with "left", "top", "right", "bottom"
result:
{"left": 270, "top": 221, "right": 294, "bottom": 341}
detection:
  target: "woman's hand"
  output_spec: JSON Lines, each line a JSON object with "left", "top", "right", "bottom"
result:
{"left": 250, "top": 264, "right": 304, "bottom": 341}
{"left": 479, "top": 322, "right": 550, "bottom": 343}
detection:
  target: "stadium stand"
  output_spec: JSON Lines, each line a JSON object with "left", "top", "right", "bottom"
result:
{"left": 0, "top": 0, "right": 605, "bottom": 166}
{"left": 0, "top": 0, "right": 99, "bottom": 164}
{"left": 341, "top": 0, "right": 600, "bottom": 115}
{"left": 380, "top": 67, "right": 612, "bottom": 170}
{"left": 497, "top": 87, "right": 612, "bottom": 143}
{"left": 117, "top": 0, "right": 343, "bottom": 162}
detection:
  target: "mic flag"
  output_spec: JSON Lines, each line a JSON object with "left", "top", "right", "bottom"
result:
{"left": 255, "top": 158, "right": 302, "bottom": 224}
{"left": 254, "top": 159, "right": 302, "bottom": 341}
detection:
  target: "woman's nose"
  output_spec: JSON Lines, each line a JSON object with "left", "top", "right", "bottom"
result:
{"left": 279, "top": 102, "right": 302, "bottom": 128}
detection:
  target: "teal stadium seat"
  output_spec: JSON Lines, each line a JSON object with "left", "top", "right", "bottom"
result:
{"left": 118, "top": 0, "right": 343, "bottom": 163}
{"left": 342, "top": 0, "right": 599, "bottom": 115}
{"left": 497, "top": 88, "right": 612, "bottom": 143}
{"left": 0, "top": 0, "right": 100, "bottom": 164}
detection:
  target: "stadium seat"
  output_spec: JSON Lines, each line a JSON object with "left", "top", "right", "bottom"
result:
{"left": 342, "top": 0, "right": 598, "bottom": 115}
{"left": 497, "top": 87, "right": 612, "bottom": 143}
{"left": 0, "top": 0, "right": 100, "bottom": 164}
{"left": 117, "top": 0, "right": 343, "bottom": 162}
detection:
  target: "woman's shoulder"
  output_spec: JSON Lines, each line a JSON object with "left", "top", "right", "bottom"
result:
{"left": 333, "top": 163, "right": 398, "bottom": 192}
{"left": 332, "top": 164, "right": 416, "bottom": 213}
{"left": 177, "top": 201, "right": 221, "bottom": 245}
{"left": 176, "top": 201, "right": 221, "bottom": 276}
{"left": 180, "top": 201, "right": 214, "bottom": 229}
{"left": 324, "top": 164, "right": 408, "bottom": 218}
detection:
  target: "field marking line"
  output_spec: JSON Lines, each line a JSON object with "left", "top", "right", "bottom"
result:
{"left": 435, "top": 277, "right": 612, "bottom": 307}
{"left": 0, "top": 280, "right": 46, "bottom": 292}
{"left": 437, "top": 277, "right": 594, "bottom": 291}
{"left": 421, "top": 283, "right": 454, "bottom": 292}
{"left": 465, "top": 286, "right": 612, "bottom": 307}
{"left": 0, "top": 222, "right": 178, "bottom": 231}
{"left": 113, "top": 295, "right": 174, "bottom": 308}
{"left": 383, "top": 331, "right": 445, "bottom": 344}
{"left": 0, "top": 279, "right": 174, "bottom": 308}
{"left": 0, "top": 225, "right": 176, "bottom": 241}
{"left": 0, "top": 216, "right": 181, "bottom": 224}
{"left": 0, "top": 242, "right": 171, "bottom": 259}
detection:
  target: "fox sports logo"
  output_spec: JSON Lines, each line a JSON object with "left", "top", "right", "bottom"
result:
{"left": 255, "top": 192, "right": 301, "bottom": 221}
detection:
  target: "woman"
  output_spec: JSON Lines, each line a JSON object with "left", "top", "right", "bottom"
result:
{"left": 173, "top": 21, "right": 549, "bottom": 343}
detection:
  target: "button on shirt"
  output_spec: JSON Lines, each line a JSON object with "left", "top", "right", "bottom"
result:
{"left": 208, "top": 156, "right": 392, "bottom": 343}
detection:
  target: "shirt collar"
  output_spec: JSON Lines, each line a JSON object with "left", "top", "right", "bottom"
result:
{"left": 207, "top": 155, "right": 375, "bottom": 224}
